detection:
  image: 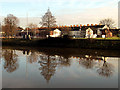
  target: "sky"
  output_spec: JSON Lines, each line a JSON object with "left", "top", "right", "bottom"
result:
{"left": 0, "top": 0, "right": 119, "bottom": 28}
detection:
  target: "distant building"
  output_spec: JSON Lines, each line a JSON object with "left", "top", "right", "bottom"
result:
{"left": 69, "top": 24, "right": 106, "bottom": 38}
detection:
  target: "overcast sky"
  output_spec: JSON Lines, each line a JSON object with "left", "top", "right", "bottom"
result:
{"left": 0, "top": 0, "right": 119, "bottom": 28}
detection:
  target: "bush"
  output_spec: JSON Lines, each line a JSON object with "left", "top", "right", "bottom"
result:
{"left": 117, "top": 34, "right": 120, "bottom": 37}
{"left": 63, "top": 35, "right": 69, "bottom": 39}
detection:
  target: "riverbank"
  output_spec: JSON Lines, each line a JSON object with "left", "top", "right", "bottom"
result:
{"left": 2, "top": 46, "right": 120, "bottom": 58}
{"left": 2, "top": 37, "right": 120, "bottom": 50}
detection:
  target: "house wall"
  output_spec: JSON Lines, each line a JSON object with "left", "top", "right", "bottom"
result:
{"left": 50, "top": 29, "right": 61, "bottom": 37}
{"left": 86, "top": 28, "right": 93, "bottom": 38}
{"left": 69, "top": 31, "right": 81, "bottom": 38}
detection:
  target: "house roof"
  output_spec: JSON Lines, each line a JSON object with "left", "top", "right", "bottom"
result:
{"left": 38, "top": 25, "right": 105, "bottom": 31}
{"left": 70, "top": 25, "right": 105, "bottom": 31}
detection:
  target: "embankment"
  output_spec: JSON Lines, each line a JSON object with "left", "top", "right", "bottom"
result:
{"left": 2, "top": 37, "right": 120, "bottom": 50}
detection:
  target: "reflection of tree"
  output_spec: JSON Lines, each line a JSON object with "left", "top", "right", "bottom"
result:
{"left": 2, "top": 49, "right": 19, "bottom": 73}
{"left": 97, "top": 58, "right": 114, "bottom": 77}
{"left": 28, "top": 51, "right": 38, "bottom": 63}
{"left": 38, "top": 55, "right": 57, "bottom": 83}
{"left": 80, "top": 56, "right": 96, "bottom": 69}
{"left": 59, "top": 56, "right": 71, "bottom": 67}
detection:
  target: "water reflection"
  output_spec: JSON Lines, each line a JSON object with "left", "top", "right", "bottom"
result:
{"left": 39, "top": 55, "right": 57, "bottom": 83}
{"left": 38, "top": 54, "right": 71, "bottom": 82}
{"left": 28, "top": 51, "right": 38, "bottom": 64}
{"left": 1, "top": 48, "right": 116, "bottom": 77}
{"left": 2, "top": 49, "right": 19, "bottom": 73}
{"left": 1, "top": 47, "right": 118, "bottom": 88}
{"left": 78, "top": 55, "right": 114, "bottom": 77}
{"left": 97, "top": 58, "right": 114, "bottom": 77}
{"left": 79, "top": 55, "right": 97, "bottom": 69}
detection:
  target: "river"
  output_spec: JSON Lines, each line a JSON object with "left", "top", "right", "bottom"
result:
{"left": 0, "top": 46, "right": 119, "bottom": 88}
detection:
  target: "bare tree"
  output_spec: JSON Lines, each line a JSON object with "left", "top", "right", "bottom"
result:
{"left": 3, "top": 14, "right": 19, "bottom": 37}
{"left": 99, "top": 18, "right": 115, "bottom": 28}
{"left": 40, "top": 8, "right": 57, "bottom": 30}
{"left": 0, "top": 23, "right": 1, "bottom": 32}
{"left": 28, "top": 23, "right": 37, "bottom": 29}
{"left": 28, "top": 23, "right": 37, "bottom": 36}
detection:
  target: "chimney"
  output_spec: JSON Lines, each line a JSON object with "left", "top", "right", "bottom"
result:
{"left": 87, "top": 24, "right": 89, "bottom": 26}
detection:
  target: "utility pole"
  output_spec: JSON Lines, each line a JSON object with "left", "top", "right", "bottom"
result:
{"left": 26, "top": 12, "right": 31, "bottom": 40}
{"left": 27, "top": 12, "right": 28, "bottom": 35}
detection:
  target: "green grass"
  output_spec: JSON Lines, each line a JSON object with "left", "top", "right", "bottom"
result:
{"left": 71, "top": 38, "right": 87, "bottom": 40}
{"left": 2, "top": 37, "right": 120, "bottom": 41}
{"left": 105, "top": 37, "right": 120, "bottom": 40}
{"left": 95, "top": 37, "right": 120, "bottom": 40}
{"left": 72, "top": 37, "right": 120, "bottom": 40}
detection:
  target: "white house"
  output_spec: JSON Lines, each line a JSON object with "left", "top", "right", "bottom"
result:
{"left": 50, "top": 29, "right": 61, "bottom": 37}
{"left": 85, "top": 28, "right": 93, "bottom": 38}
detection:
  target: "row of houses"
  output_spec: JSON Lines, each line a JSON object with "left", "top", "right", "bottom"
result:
{"left": 1, "top": 24, "right": 120, "bottom": 38}
{"left": 37, "top": 24, "right": 120, "bottom": 38}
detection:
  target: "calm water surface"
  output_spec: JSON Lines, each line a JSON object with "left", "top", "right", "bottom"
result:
{"left": 1, "top": 47, "right": 118, "bottom": 88}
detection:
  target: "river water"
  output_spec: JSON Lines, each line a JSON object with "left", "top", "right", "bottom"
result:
{"left": 0, "top": 47, "right": 119, "bottom": 88}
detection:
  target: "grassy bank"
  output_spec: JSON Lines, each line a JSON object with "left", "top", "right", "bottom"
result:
{"left": 2, "top": 37, "right": 120, "bottom": 50}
